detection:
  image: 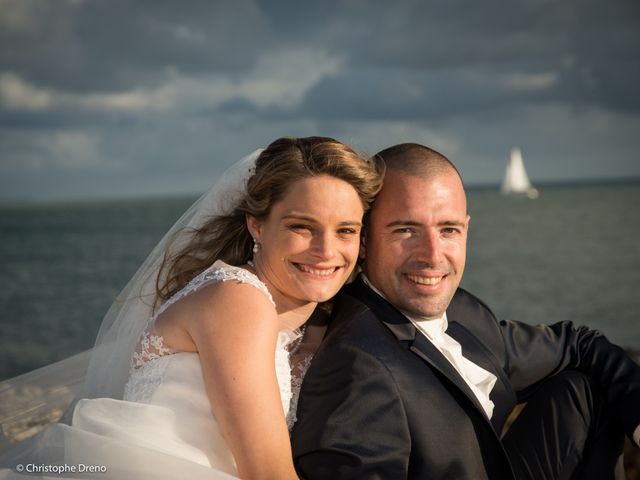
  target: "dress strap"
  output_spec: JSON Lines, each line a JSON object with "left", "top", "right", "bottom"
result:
{"left": 131, "top": 260, "right": 274, "bottom": 369}
{"left": 154, "top": 260, "right": 274, "bottom": 321}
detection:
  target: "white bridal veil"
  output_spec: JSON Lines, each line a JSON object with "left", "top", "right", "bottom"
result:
{"left": 0, "top": 149, "right": 262, "bottom": 456}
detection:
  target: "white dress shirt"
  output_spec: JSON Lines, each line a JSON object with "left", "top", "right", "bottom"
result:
{"left": 361, "top": 276, "right": 640, "bottom": 446}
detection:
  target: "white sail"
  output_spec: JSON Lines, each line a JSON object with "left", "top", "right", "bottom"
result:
{"left": 501, "top": 148, "right": 539, "bottom": 199}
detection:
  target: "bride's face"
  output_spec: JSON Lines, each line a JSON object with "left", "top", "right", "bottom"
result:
{"left": 247, "top": 174, "right": 364, "bottom": 309}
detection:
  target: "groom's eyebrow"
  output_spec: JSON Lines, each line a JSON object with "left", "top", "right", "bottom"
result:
{"left": 386, "top": 220, "right": 422, "bottom": 228}
{"left": 442, "top": 220, "right": 467, "bottom": 227}
{"left": 386, "top": 220, "right": 466, "bottom": 228}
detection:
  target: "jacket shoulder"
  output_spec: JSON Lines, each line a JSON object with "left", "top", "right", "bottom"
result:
{"left": 321, "top": 291, "right": 401, "bottom": 355}
{"left": 448, "top": 287, "right": 505, "bottom": 355}
{"left": 448, "top": 287, "right": 498, "bottom": 322}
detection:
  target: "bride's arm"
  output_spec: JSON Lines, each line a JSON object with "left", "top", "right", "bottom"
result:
{"left": 183, "top": 280, "right": 299, "bottom": 480}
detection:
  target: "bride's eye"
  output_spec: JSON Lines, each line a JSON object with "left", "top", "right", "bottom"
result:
{"left": 288, "top": 223, "right": 311, "bottom": 232}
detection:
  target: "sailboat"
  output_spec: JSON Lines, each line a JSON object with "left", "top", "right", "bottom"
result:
{"left": 501, "top": 148, "right": 539, "bottom": 199}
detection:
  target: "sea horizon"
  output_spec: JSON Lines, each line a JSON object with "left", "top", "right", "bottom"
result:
{"left": 2, "top": 176, "right": 639, "bottom": 208}
{"left": 1, "top": 181, "right": 639, "bottom": 380}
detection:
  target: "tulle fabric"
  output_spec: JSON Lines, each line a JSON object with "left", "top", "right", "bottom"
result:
{"left": 0, "top": 356, "right": 239, "bottom": 479}
{"left": 0, "top": 425, "right": 238, "bottom": 479}
{"left": 81, "top": 149, "right": 262, "bottom": 402}
{"left": 0, "top": 150, "right": 265, "bottom": 477}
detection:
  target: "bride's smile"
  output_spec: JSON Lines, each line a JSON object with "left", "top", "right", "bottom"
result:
{"left": 292, "top": 262, "right": 343, "bottom": 278}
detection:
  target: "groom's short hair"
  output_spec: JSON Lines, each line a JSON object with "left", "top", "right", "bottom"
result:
{"left": 373, "top": 143, "right": 463, "bottom": 183}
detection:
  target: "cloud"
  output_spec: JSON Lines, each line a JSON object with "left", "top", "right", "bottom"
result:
{"left": 337, "top": 119, "right": 462, "bottom": 158}
{"left": 285, "top": 65, "right": 559, "bottom": 122}
{"left": 0, "top": 72, "right": 52, "bottom": 110}
{"left": 0, "top": 72, "right": 176, "bottom": 112}
{"left": 0, "top": 0, "right": 638, "bottom": 200}
{"left": 502, "top": 72, "right": 558, "bottom": 91}
{"left": 0, "top": 129, "right": 103, "bottom": 169}
{"left": 0, "top": 0, "right": 271, "bottom": 92}
{"left": 1, "top": 44, "right": 343, "bottom": 122}
{"left": 2, "top": 0, "right": 638, "bottom": 119}
{"left": 262, "top": 0, "right": 640, "bottom": 114}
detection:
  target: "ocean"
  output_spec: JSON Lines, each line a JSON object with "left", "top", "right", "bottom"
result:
{"left": 1, "top": 182, "right": 639, "bottom": 380}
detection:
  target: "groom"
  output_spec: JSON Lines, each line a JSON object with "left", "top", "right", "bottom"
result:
{"left": 291, "top": 143, "right": 640, "bottom": 479}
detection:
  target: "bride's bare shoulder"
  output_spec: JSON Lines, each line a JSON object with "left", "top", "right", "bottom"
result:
{"left": 191, "top": 274, "right": 275, "bottom": 319}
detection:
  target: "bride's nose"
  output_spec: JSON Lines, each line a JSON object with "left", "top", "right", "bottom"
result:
{"left": 309, "top": 231, "right": 335, "bottom": 260}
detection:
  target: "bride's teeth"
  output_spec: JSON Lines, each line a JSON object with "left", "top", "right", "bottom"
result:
{"left": 407, "top": 274, "right": 443, "bottom": 285}
{"left": 297, "top": 264, "right": 336, "bottom": 276}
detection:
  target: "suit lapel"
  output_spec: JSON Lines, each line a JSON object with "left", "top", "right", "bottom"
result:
{"left": 408, "top": 334, "right": 491, "bottom": 421}
{"left": 446, "top": 321, "right": 513, "bottom": 430}
{"left": 446, "top": 321, "right": 512, "bottom": 399}
{"left": 344, "top": 277, "right": 492, "bottom": 423}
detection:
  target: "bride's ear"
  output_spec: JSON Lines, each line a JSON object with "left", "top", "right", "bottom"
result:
{"left": 245, "top": 214, "right": 262, "bottom": 241}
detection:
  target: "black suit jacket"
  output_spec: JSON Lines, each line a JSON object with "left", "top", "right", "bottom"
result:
{"left": 291, "top": 276, "right": 640, "bottom": 479}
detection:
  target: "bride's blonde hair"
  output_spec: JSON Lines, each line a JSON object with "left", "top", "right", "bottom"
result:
{"left": 156, "top": 136, "right": 383, "bottom": 305}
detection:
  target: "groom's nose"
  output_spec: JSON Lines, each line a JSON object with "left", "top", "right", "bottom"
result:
{"left": 414, "top": 230, "right": 444, "bottom": 265}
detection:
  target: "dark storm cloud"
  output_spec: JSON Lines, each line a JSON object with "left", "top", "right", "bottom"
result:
{"left": 172, "top": 0, "right": 640, "bottom": 123}
{"left": 259, "top": 0, "right": 640, "bottom": 115}
{"left": 1, "top": 0, "right": 639, "bottom": 200}
{"left": 2, "top": 0, "right": 639, "bottom": 119}
{"left": 0, "top": 105, "right": 145, "bottom": 130}
{"left": 0, "top": 0, "right": 270, "bottom": 92}
{"left": 281, "top": 66, "right": 551, "bottom": 121}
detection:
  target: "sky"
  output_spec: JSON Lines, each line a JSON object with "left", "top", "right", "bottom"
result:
{"left": 1, "top": 0, "right": 639, "bottom": 201}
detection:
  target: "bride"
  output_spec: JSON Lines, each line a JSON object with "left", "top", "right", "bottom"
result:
{"left": 0, "top": 136, "right": 383, "bottom": 479}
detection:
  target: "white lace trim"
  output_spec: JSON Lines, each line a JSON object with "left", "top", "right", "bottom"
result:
{"left": 287, "top": 352, "right": 313, "bottom": 429}
{"left": 124, "top": 355, "right": 173, "bottom": 403}
{"left": 275, "top": 331, "right": 294, "bottom": 425}
{"left": 131, "top": 260, "right": 274, "bottom": 369}
{"left": 131, "top": 330, "right": 177, "bottom": 369}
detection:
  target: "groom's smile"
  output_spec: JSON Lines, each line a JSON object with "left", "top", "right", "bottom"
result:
{"left": 405, "top": 272, "right": 446, "bottom": 287}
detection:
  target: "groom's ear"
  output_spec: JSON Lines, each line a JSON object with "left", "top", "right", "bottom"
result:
{"left": 358, "top": 230, "right": 367, "bottom": 261}
{"left": 245, "top": 214, "right": 262, "bottom": 240}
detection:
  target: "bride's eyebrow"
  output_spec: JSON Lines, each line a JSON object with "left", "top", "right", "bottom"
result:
{"left": 281, "top": 214, "right": 316, "bottom": 223}
{"left": 281, "top": 214, "right": 362, "bottom": 227}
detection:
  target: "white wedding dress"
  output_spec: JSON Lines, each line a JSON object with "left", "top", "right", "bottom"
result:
{"left": 1, "top": 261, "right": 311, "bottom": 479}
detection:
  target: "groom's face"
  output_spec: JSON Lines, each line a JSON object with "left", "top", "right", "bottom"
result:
{"left": 362, "top": 168, "right": 469, "bottom": 320}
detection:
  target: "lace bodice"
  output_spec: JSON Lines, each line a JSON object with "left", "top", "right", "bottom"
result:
{"left": 124, "top": 260, "right": 311, "bottom": 430}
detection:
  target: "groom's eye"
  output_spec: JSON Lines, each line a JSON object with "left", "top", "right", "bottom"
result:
{"left": 392, "top": 227, "right": 414, "bottom": 234}
{"left": 441, "top": 227, "right": 461, "bottom": 236}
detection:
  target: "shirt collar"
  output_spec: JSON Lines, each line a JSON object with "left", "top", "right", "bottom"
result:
{"left": 360, "top": 274, "right": 448, "bottom": 337}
